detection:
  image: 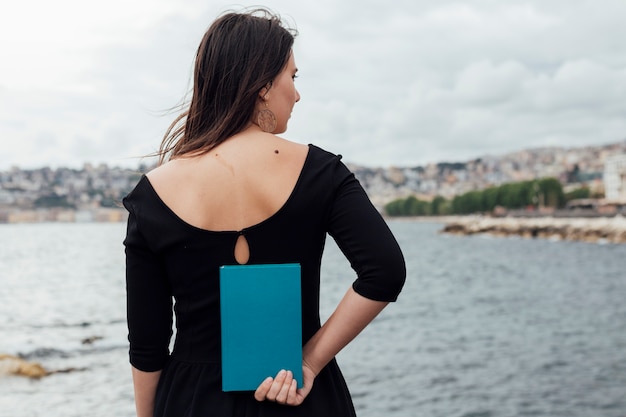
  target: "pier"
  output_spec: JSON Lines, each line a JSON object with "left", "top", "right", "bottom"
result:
{"left": 441, "top": 215, "right": 626, "bottom": 244}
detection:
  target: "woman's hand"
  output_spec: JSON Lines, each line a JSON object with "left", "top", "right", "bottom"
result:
{"left": 254, "top": 288, "right": 389, "bottom": 406}
{"left": 253, "top": 362, "right": 316, "bottom": 406}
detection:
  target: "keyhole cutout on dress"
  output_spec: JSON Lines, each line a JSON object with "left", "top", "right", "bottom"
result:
{"left": 234, "top": 234, "right": 250, "bottom": 265}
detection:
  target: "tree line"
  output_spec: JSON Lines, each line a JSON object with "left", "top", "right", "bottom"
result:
{"left": 385, "top": 177, "right": 593, "bottom": 216}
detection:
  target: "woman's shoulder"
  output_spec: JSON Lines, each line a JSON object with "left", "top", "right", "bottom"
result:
{"left": 122, "top": 174, "right": 160, "bottom": 213}
{"left": 302, "top": 143, "right": 352, "bottom": 180}
{"left": 144, "top": 157, "right": 188, "bottom": 186}
{"left": 306, "top": 143, "right": 340, "bottom": 159}
{"left": 301, "top": 143, "right": 347, "bottom": 172}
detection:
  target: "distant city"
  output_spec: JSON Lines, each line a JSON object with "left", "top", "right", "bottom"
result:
{"left": 1, "top": 140, "right": 625, "bottom": 223}
{"left": 351, "top": 140, "right": 626, "bottom": 209}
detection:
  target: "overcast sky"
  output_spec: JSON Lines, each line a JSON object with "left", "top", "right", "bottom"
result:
{"left": 1, "top": 0, "right": 625, "bottom": 170}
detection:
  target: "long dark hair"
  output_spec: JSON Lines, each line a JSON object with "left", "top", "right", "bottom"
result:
{"left": 157, "top": 9, "right": 297, "bottom": 164}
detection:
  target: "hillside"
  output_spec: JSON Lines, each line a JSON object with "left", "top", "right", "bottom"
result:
{"left": 349, "top": 140, "right": 626, "bottom": 208}
{"left": 1, "top": 140, "right": 625, "bottom": 218}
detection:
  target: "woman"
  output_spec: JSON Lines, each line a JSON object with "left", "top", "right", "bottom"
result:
{"left": 123, "top": 8, "right": 405, "bottom": 417}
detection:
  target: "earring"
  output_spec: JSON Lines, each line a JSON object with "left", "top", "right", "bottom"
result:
{"left": 257, "top": 102, "right": 277, "bottom": 133}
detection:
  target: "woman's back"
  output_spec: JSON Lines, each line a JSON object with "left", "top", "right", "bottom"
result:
{"left": 147, "top": 132, "right": 308, "bottom": 263}
{"left": 147, "top": 131, "right": 309, "bottom": 233}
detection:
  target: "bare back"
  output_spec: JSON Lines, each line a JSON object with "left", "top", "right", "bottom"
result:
{"left": 146, "top": 130, "right": 309, "bottom": 263}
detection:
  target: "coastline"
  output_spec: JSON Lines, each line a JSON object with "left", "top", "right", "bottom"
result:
{"left": 434, "top": 215, "right": 626, "bottom": 244}
{"left": 3, "top": 210, "right": 626, "bottom": 244}
{"left": 0, "top": 207, "right": 128, "bottom": 224}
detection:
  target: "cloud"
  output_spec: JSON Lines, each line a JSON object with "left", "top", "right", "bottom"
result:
{"left": 288, "top": 1, "right": 626, "bottom": 166}
{"left": 1, "top": 0, "right": 625, "bottom": 169}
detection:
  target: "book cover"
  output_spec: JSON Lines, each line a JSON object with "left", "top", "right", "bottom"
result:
{"left": 219, "top": 263, "right": 303, "bottom": 392}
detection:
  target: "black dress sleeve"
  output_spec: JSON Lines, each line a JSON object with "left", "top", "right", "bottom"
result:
{"left": 326, "top": 158, "right": 406, "bottom": 302}
{"left": 123, "top": 196, "right": 173, "bottom": 372}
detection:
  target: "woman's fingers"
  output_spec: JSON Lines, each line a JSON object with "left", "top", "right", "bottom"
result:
{"left": 254, "top": 369, "right": 294, "bottom": 403}
{"left": 267, "top": 369, "right": 289, "bottom": 401}
{"left": 285, "top": 378, "right": 298, "bottom": 404}
{"left": 254, "top": 376, "right": 273, "bottom": 401}
{"left": 273, "top": 370, "right": 293, "bottom": 404}
{"left": 254, "top": 368, "right": 310, "bottom": 406}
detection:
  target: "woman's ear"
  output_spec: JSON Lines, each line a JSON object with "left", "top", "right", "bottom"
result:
{"left": 259, "top": 81, "right": 273, "bottom": 101}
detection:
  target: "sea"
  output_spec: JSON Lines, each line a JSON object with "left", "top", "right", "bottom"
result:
{"left": 1, "top": 220, "right": 625, "bottom": 417}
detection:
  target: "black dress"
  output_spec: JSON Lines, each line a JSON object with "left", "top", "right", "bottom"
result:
{"left": 123, "top": 144, "right": 406, "bottom": 416}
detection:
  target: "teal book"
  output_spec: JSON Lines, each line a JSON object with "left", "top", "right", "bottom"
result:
{"left": 219, "top": 263, "right": 303, "bottom": 392}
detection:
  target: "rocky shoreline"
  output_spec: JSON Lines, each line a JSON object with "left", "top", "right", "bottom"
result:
{"left": 440, "top": 215, "right": 626, "bottom": 244}
{"left": 0, "top": 354, "right": 86, "bottom": 379}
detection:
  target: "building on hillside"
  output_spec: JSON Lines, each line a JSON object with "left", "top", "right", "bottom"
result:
{"left": 604, "top": 154, "right": 626, "bottom": 200}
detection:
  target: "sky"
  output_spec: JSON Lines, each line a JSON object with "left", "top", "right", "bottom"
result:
{"left": 1, "top": 0, "right": 625, "bottom": 170}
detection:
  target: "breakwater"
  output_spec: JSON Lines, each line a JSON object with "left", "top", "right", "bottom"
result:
{"left": 442, "top": 215, "right": 626, "bottom": 243}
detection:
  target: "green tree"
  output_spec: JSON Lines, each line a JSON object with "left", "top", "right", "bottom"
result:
{"left": 502, "top": 183, "right": 522, "bottom": 208}
{"left": 430, "top": 195, "right": 447, "bottom": 215}
{"left": 33, "top": 193, "right": 75, "bottom": 209}
{"left": 384, "top": 199, "right": 403, "bottom": 216}
{"left": 565, "top": 187, "right": 590, "bottom": 202}
{"left": 385, "top": 195, "right": 436, "bottom": 216}
{"left": 483, "top": 186, "right": 499, "bottom": 212}
{"left": 386, "top": 176, "right": 565, "bottom": 216}
{"left": 416, "top": 199, "right": 431, "bottom": 215}
{"left": 403, "top": 196, "right": 419, "bottom": 215}
{"left": 537, "top": 177, "right": 565, "bottom": 208}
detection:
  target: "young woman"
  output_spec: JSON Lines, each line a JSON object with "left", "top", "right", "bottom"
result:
{"left": 123, "top": 8, "right": 405, "bottom": 416}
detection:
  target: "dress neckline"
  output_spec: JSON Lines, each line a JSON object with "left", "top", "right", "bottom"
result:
{"left": 138, "top": 144, "right": 313, "bottom": 234}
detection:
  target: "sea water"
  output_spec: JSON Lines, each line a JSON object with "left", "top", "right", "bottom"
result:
{"left": 1, "top": 221, "right": 625, "bottom": 417}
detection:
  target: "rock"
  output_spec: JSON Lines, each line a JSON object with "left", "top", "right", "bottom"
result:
{"left": 441, "top": 216, "right": 626, "bottom": 244}
{"left": 0, "top": 354, "right": 49, "bottom": 378}
{"left": 0, "top": 353, "right": 87, "bottom": 379}
{"left": 81, "top": 336, "right": 103, "bottom": 345}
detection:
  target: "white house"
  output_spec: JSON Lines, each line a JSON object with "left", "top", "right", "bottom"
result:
{"left": 604, "top": 154, "right": 626, "bottom": 200}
